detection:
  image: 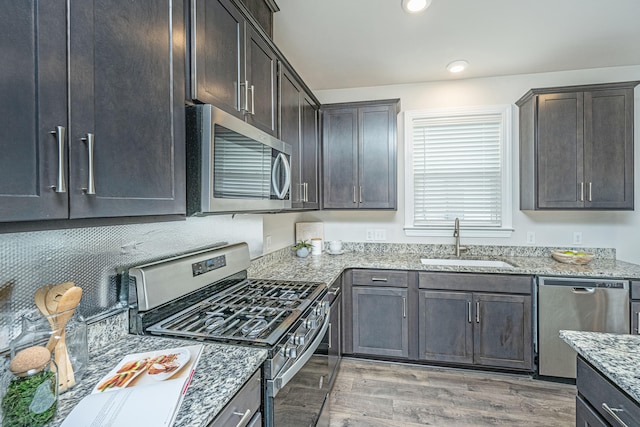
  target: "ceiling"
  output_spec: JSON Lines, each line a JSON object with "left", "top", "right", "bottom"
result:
{"left": 273, "top": 0, "right": 640, "bottom": 91}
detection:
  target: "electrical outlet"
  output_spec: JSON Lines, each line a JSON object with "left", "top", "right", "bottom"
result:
{"left": 573, "top": 232, "right": 583, "bottom": 245}
{"left": 366, "top": 229, "right": 374, "bottom": 241}
{"left": 374, "top": 229, "right": 386, "bottom": 241}
{"left": 265, "top": 235, "right": 272, "bottom": 251}
{"left": 526, "top": 232, "right": 536, "bottom": 245}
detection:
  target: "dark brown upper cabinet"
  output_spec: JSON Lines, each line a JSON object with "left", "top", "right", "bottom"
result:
{"left": 0, "top": 0, "right": 186, "bottom": 222}
{"left": 322, "top": 99, "right": 400, "bottom": 210}
{"left": 517, "top": 81, "right": 638, "bottom": 210}
{"left": 279, "top": 63, "right": 320, "bottom": 210}
{"left": 190, "top": 0, "right": 277, "bottom": 137}
{"left": 237, "top": 0, "right": 279, "bottom": 38}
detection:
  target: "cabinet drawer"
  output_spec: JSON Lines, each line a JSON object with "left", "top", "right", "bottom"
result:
{"left": 418, "top": 272, "right": 531, "bottom": 294}
{"left": 209, "top": 369, "right": 261, "bottom": 427}
{"left": 577, "top": 358, "right": 640, "bottom": 427}
{"left": 352, "top": 270, "right": 408, "bottom": 287}
{"left": 576, "top": 395, "right": 608, "bottom": 427}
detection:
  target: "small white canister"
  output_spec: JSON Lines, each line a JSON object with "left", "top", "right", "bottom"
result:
{"left": 310, "top": 238, "right": 323, "bottom": 255}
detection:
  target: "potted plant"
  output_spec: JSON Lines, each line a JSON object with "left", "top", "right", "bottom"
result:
{"left": 293, "top": 240, "right": 312, "bottom": 258}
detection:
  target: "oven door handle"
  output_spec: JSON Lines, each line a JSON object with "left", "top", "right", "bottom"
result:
{"left": 268, "top": 308, "right": 330, "bottom": 397}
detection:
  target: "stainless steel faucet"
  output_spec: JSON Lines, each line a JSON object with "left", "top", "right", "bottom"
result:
{"left": 453, "top": 217, "right": 468, "bottom": 257}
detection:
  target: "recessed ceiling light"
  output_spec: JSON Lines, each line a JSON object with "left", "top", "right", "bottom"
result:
{"left": 401, "top": 0, "right": 432, "bottom": 14}
{"left": 446, "top": 60, "right": 469, "bottom": 73}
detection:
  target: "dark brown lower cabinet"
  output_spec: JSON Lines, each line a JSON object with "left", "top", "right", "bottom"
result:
{"left": 631, "top": 301, "right": 640, "bottom": 334}
{"left": 419, "top": 291, "right": 473, "bottom": 364}
{"left": 576, "top": 395, "right": 607, "bottom": 427}
{"left": 576, "top": 357, "right": 640, "bottom": 427}
{"left": 352, "top": 287, "right": 408, "bottom": 358}
{"left": 418, "top": 290, "right": 532, "bottom": 370}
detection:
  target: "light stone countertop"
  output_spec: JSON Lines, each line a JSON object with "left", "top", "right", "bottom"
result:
{"left": 249, "top": 245, "right": 640, "bottom": 289}
{"left": 560, "top": 330, "right": 640, "bottom": 403}
{"left": 48, "top": 334, "right": 267, "bottom": 427}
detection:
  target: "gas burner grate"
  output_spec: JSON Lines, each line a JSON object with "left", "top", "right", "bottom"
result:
{"left": 146, "top": 278, "right": 326, "bottom": 345}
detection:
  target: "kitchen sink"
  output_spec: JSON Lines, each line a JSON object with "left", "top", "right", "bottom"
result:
{"left": 420, "top": 258, "right": 515, "bottom": 268}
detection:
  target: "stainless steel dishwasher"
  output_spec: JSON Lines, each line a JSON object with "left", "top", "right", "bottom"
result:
{"left": 538, "top": 276, "right": 629, "bottom": 379}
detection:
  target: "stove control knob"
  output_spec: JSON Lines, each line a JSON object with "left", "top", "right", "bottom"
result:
{"left": 282, "top": 346, "right": 297, "bottom": 359}
{"left": 292, "top": 333, "right": 306, "bottom": 345}
{"left": 304, "top": 316, "right": 319, "bottom": 329}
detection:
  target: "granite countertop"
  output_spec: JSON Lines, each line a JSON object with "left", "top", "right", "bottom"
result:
{"left": 249, "top": 247, "right": 640, "bottom": 288}
{"left": 49, "top": 335, "right": 267, "bottom": 427}
{"left": 560, "top": 330, "right": 640, "bottom": 403}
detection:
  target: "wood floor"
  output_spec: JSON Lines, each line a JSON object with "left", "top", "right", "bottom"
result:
{"left": 329, "top": 358, "right": 577, "bottom": 427}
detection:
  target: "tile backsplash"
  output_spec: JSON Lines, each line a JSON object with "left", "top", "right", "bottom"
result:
{"left": 0, "top": 214, "right": 263, "bottom": 349}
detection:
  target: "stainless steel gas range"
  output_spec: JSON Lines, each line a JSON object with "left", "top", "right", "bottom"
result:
{"left": 128, "top": 243, "right": 330, "bottom": 427}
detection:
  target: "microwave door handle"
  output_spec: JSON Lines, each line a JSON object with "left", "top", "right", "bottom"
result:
{"left": 272, "top": 153, "right": 291, "bottom": 200}
{"left": 268, "top": 308, "right": 330, "bottom": 397}
{"left": 281, "top": 154, "right": 291, "bottom": 197}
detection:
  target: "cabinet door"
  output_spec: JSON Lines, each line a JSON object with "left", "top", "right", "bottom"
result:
{"left": 279, "top": 65, "right": 303, "bottom": 207}
{"left": 358, "top": 104, "right": 397, "bottom": 209}
{"left": 322, "top": 108, "right": 358, "bottom": 208}
{"left": 536, "top": 93, "right": 585, "bottom": 209}
{"left": 584, "top": 88, "right": 634, "bottom": 209}
{"left": 301, "top": 94, "right": 320, "bottom": 209}
{"left": 0, "top": 2, "right": 68, "bottom": 221}
{"left": 68, "top": 0, "right": 185, "bottom": 218}
{"left": 352, "top": 287, "right": 408, "bottom": 358}
{"left": 245, "top": 26, "right": 277, "bottom": 136}
{"left": 631, "top": 302, "right": 640, "bottom": 334}
{"left": 473, "top": 293, "right": 532, "bottom": 370}
{"left": 418, "top": 291, "right": 473, "bottom": 364}
{"left": 576, "top": 396, "right": 608, "bottom": 427}
{"left": 192, "top": 0, "right": 244, "bottom": 118}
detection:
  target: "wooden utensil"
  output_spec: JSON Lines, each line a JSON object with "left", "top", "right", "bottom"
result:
{"left": 34, "top": 285, "right": 59, "bottom": 352}
{"left": 52, "top": 286, "right": 82, "bottom": 392}
{"left": 45, "top": 281, "right": 75, "bottom": 315}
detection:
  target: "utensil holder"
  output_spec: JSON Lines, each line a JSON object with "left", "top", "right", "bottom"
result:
{"left": 9, "top": 310, "right": 88, "bottom": 393}
{"left": 1, "top": 351, "right": 58, "bottom": 427}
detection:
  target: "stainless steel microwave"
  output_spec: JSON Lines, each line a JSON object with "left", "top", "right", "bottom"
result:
{"left": 186, "top": 105, "right": 292, "bottom": 214}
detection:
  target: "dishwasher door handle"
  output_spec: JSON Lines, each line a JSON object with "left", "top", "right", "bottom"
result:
{"left": 572, "top": 287, "right": 596, "bottom": 294}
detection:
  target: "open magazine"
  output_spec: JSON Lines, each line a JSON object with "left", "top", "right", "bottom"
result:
{"left": 61, "top": 344, "right": 203, "bottom": 427}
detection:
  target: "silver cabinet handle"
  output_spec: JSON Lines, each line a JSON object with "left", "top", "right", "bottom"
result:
{"left": 240, "top": 80, "right": 250, "bottom": 113}
{"left": 353, "top": 186, "right": 357, "bottom": 203}
{"left": 371, "top": 277, "right": 388, "bottom": 282}
{"left": 588, "top": 182, "right": 592, "bottom": 202}
{"left": 49, "top": 126, "right": 66, "bottom": 193}
{"left": 359, "top": 186, "right": 363, "bottom": 203}
{"left": 232, "top": 409, "right": 252, "bottom": 427}
{"left": 402, "top": 297, "right": 406, "bottom": 318}
{"left": 579, "top": 182, "right": 584, "bottom": 201}
{"left": 249, "top": 84, "right": 255, "bottom": 115}
{"left": 467, "top": 301, "right": 472, "bottom": 323}
{"left": 189, "top": 0, "right": 198, "bottom": 99}
{"left": 602, "top": 403, "right": 629, "bottom": 427}
{"left": 637, "top": 311, "right": 640, "bottom": 334}
{"left": 81, "top": 133, "right": 96, "bottom": 195}
{"left": 304, "top": 182, "right": 309, "bottom": 202}
{"left": 328, "top": 322, "right": 332, "bottom": 349}
{"left": 475, "top": 301, "right": 480, "bottom": 323}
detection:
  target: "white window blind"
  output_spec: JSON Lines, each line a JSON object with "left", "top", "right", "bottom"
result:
{"left": 412, "top": 113, "right": 503, "bottom": 228}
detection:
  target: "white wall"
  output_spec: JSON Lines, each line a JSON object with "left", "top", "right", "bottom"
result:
{"left": 298, "top": 66, "right": 640, "bottom": 263}
{"left": 262, "top": 211, "right": 307, "bottom": 254}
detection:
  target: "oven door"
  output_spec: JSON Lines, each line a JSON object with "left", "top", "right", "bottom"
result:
{"left": 269, "top": 308, "right": 330, "bottom": 427}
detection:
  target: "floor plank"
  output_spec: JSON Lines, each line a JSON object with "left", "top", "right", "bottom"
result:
{"left": 329, "top": 358, "right": 576, "bottom": 426}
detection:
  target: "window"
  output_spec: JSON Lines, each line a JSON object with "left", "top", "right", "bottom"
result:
{"left": 404, "top": 105, "right": 513, "bottom": 237}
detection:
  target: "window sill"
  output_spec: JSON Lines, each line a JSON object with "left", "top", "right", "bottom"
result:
{"left": 404, "top": 226, "right": 514, "bottom": 238}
